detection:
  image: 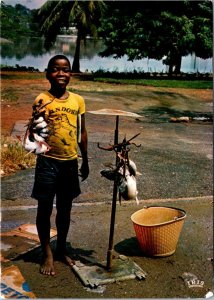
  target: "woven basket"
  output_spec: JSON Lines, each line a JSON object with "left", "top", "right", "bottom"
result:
{"left": 131, "top": 206, "right": 186, "bottom": 257}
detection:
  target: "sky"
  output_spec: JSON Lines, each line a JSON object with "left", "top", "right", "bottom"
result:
{"left": 3, "top": 0, "right": 47, "bottom": 10}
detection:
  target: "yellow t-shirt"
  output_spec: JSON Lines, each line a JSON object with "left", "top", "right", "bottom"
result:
{"left": 33, "top": 91, "right": 85, "bottom": 160}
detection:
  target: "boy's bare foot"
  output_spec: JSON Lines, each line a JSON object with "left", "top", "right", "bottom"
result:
{"left": 61, "top": 254, "right": 75, "bottom": 266}
{"left": 55, "top": 251, "right": 75, "bottom": 267}
{"left": 40, "top": 256, "right": 55, "bottom": 275}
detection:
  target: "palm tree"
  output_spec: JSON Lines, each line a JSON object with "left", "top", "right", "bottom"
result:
{"left": 38, "top": 0, "right": 106, "bottom": 73}
{"left": 69, "top": 1, "right": 106, "bottom": 73}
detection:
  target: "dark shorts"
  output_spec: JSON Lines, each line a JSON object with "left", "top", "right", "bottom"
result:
{"left": 31, "top": 155, "right": 81, "bottom": 202}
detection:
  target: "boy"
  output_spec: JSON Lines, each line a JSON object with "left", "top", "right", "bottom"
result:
{"left": 31, "top": 55, "right": 89, "bottom": 276}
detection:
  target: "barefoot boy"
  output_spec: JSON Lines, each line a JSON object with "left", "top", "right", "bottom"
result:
{"left": 31, "top": 55, "right": 89, "bottom": 275}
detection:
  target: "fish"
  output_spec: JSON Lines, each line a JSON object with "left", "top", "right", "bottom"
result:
{"left": 101, "top": 158, "right": 139, "bottom": 204}
{"left": 23, "top": 134, "right": 37, "bottom": 152}
{"left": 33, "top": 133, "right": 45, "bottom": 142}
{"left": 34, "top": 142, "right": 50, "bottom": 154}
{"left": 117, "top": 162, "right": 139, "bottom": 204}
{"left": 118, "top": 173, "right": 139, "bottom": 204}
{"left": 40, "top": 127, "right": 49, "bottom": 133}
{"left": 39, "top": 132, "right": 49, "bottom": 138}
{"left": 34, "top": 120, "right": 48, "bottom": 129}
{"left": 22, "top": 98, "right": 54, "bottom": 154}
{"left": 23, "top": 132, "right": 50, "bottom": 154}
{"left": 33, "top": 116, "right": 44, "bottom": 124}
{"left": 127, "top": 159, "right": 137, "bottom": 176}
{"left": 23, "top": 115, "right": 50, "bottom": 154}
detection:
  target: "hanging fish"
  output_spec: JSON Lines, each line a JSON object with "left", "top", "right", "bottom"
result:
{"left": 128, "top": 159, "right": 137, "bottom": 176}
{"left": 39, "top": 132, "right": 49, "bottom": 138}
{"left": 34, "top": 120, "right": 48, "bottom": 130}
{"left": 40, "top": 127, "right": 49, "bottom": 133}
{"left": 33, "top": 132, "right": 45, "bottom": 143}
{"left": 23, "top": 105, "right": 51, "bottom": 155}
{"left": 23, "top": 134, "right": 37, "bottom": 152}
{"left": 117, "top": 160, "right": 139, "bottom": 204}
{"left": 23, "top": 129, "right": 51, "bottom": 154}
{"left": 34, "top": 141, "right": 51, "bottom": 154}
{"left": 99, "top": 133, "right": 141, "bottom": 205}
{"left": 101, "top": 158, "right": 139, "bottom": 205}
{"left": 33, "top": 116, "right": 44, "bottom": 124}
{"left": 118, "top": 174, "right": 139, "bottom": 204}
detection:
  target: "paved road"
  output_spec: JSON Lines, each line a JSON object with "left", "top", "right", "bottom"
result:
{"left": 2, "top": 118, "right": 213, "bottom": 206}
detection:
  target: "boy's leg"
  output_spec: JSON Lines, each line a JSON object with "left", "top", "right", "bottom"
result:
{"left": 36, "top": 199, "right": 55, "bottom": 275}
{"left": 55, "top": 197, "right": 74, "bottom": 265}
{"left": 54, "top": 159, "right": 80, "bottom": 265}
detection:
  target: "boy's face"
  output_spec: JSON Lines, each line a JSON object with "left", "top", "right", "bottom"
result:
{"left": 46, "top": 58, "right": 71, "bottom": 89}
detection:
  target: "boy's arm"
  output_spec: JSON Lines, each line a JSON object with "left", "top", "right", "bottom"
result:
{"left": 78, "top": 114, "right": 89, "bottom": 181}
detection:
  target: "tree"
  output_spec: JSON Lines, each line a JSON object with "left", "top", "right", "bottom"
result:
{"left": 36, "top": 1, "right": 73, "bottom": 51}
{"left": 37, "top": 0, "right": 106, "bottom": 73}
{"left": 99, "top": 1, "right": 212, "bottom": 74}
{"left": 0, "top": 2, "right": 39, "bottom": 41}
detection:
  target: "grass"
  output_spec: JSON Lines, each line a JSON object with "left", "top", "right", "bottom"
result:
{"left": 1, "top": 137, "right": 36, "bottom": 176}
{"left": 94, "top": 78, "right": 213, "bottom": 89}
{"left": 1, "top": 70, "right": 212, "bottom": 89}
{"left": 1, "top": 71, "right": 44, "bottom": 80}
{"left": 1, "top": 88, "right": 19, "bottom": 103}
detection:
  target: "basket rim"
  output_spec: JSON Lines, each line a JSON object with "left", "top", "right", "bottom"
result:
{"left": 131, "top": 205, "right": 186, "bottom": 227}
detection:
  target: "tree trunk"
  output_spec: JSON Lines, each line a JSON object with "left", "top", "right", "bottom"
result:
{"left": 167, "top": 52, "right": 182, "bottom": 76}
{"left": 71, "top": 31, "right": 81, "bottom": 73}
{"left": 168, "top": 64, "right": 173, "bottom": 77}
{"left": 174, "top": 55, "right": 182, "bottom": 74}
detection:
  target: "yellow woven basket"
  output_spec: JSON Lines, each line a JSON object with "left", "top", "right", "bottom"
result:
{"left": 131, "top": 206, "right": 186, "bottom": 257}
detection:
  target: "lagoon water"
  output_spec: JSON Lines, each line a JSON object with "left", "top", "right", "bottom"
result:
{"left": 0, "top": 36, "right": 212, "bottom": 73}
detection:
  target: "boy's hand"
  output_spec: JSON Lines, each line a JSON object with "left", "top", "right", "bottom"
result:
{"left": 79, "top": 160, "right": 89, "bottom": 181}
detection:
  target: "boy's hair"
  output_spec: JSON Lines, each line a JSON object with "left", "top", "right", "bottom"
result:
{"left": 47, "top": 55, "right": 71, "bottom": 71}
